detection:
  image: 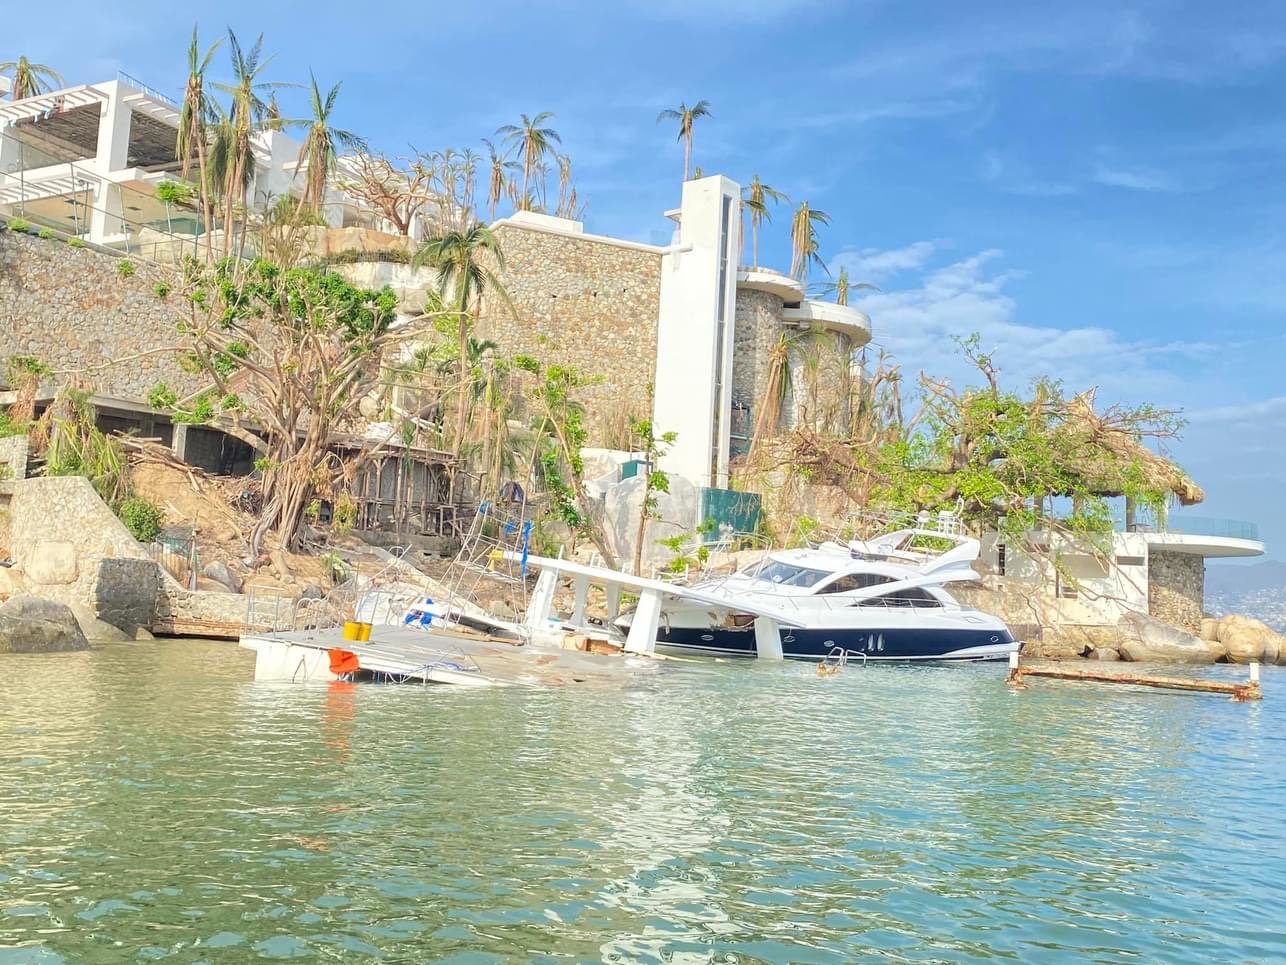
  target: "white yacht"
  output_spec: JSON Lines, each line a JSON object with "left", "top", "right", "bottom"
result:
{"left": 618, "top": 520, "right": 1018, "bottom": 662}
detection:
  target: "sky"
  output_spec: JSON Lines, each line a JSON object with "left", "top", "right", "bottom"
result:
{"left": 9, "top": 0, "right": 1286, "bottom": 559}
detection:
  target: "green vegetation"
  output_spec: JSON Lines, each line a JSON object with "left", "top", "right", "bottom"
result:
{"left": 66, "top": 237, "right": 85, "bottom": 248}
{"left": 37, "top": 227, "right": 53, "bottom": 240}
{"left": 117, "top": 496, "right": 164, "bottom": 543}
{"left": 6, "top": 217, "right": 30, "bottom": 232}
{"left": 116, "top": 259, "right": 136, "bottom": 278}
{"left": 153, "top": 281, "right": 171, "bottom": 299}
{"left": 629, "top": 401, "right": 677, "bottom": 575}
{"left": 742, "top": 175, "right": 787, "bottom": 269}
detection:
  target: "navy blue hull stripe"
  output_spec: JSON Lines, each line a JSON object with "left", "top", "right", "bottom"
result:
{"left": 656, "top": 625, "right": 1014, "bottom": 660}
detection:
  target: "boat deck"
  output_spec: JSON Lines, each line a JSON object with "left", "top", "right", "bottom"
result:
{"left": 240, "top": 624, "right": 662, "bottom": 688}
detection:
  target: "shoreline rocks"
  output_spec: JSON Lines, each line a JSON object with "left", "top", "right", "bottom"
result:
{"left": 0, "top": 595, "right": 91, "bottom": 653}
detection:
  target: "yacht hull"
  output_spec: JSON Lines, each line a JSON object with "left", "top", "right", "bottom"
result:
{"left": 655, "top": 624, "right": 1017, "bottom": 661}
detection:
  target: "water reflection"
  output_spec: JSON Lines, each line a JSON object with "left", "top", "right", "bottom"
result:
{"left": 0, "top": 644, "right": 1283, "bottom": 961}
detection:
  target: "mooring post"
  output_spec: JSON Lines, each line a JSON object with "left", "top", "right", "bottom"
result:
{"left": 1006, "top": 650, "right": 1024, "bottom": 688}
{"left": 1250, "top": 662, "right": 1261, "bottom": 685}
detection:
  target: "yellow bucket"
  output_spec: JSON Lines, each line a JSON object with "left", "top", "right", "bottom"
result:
{"left": 342, "top": 621, "right": 363, "bottom": 641}
{"left": 357, "top": 622, "right": 372, "bottom": 641}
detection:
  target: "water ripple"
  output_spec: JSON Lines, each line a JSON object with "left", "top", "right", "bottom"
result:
{"left": 1, "top": 643, "right": 1283, "bottom": 961}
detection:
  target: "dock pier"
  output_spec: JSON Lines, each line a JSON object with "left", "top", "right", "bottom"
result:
{"left": 1006, "top": 652, "right": 1263, "bottom": 701}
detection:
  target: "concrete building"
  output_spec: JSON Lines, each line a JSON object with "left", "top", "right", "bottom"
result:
{"left": 479, "top": 176, "right": 872, "bottom": 489}
{"left": 0, "top": 72, "right": 423, "bottom": 255}
{"left": 979, "top": 514, "right": 1264, "bottom": 633}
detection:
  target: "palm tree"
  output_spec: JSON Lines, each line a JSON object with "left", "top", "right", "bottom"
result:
{"left": 495, "top": 112, "right": 560, "bottom": 212}
{"left": 481, "top": 138, "right": 518, "bottom": 222}
{"left": 296, "top": 71, "right": 366, "bottom": 209}
{"left": 655, "top": 99, "right": 712, "bottom": 181}
{"left": 212, "top": 31, "right": 286, "bottom": 255}
{"left": 176, "top": 26, "right": 221, "bottom": 259}
{"left": 742, "top": 175, "right": 787, "bottom": 269}
{"left": 812, "top": 267, "right": 878, "bottom": 305}
{"left": 412, "top": 224, "right": 513, "bottom": 458}
{"left": 0, "top": 56, "right": 63, "bottom": 100}
{"left": 790, "top": 201, "right": 831, "bottom": 281}
{"left": 748, "top": 326, "right": 830, "bottom": 454}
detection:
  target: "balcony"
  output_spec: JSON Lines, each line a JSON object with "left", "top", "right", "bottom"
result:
{"left": 1126, "top": 515, "right": 1264, "bottom": 558}
{"left": 781, "top": 299, "right": 872, "bottom": 344}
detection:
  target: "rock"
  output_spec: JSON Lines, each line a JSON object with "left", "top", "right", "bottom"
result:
{"left": 194, "top": 576, "right": 231, "bottom": 593}
{"left": 1216, "top": 614, "right": 1282, "bottom": 664}
{"left": 134, "top": 626, "right": 154, "bottom": 640}
{"left": 1088, "top": 648, "right": 1121, "bottom": 661}
{"left": 1199, "top": 617, "right": 1219, "bottom": 641}
{"left": 0, "top": 595, "right": 91, "bottom": 653}
{"left": 1030, "top": 624, "right": 1123, "bottom": 660}
{"left": 1116, "top": 612, "right": 1223, "bottom": 664}
{"left": 0, "top": 565, "right": 28, "bottom": 600}
{"left": 70, "top": 603, "right": 128, "bottom": 643}
{"left": 24, "top": 540, "right": 79, "bottom": 585}
{"left": 202, "top": 561, "right": 243, "bottom": 594}
{"left": 298, "top": 582, "right": 325, "bottom": 601}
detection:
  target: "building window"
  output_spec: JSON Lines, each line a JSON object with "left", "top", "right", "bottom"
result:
{"left": 1115, "top": 555, "right": 1145, "bottom": 566}
{"left": 711, "top": 193, "right": 733, "bottom": 481}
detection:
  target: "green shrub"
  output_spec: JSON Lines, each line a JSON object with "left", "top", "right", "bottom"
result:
{"left": 37, "top": 227, "right": 54, "bottom": 240}
{"left": 117, "top": 496, "right": 164, "bottom": 544}
{"left": 147, "top": 382, "right": 177, "bottom": 410}
{"left": 67, "top": 237, "right": 86, "bottom": 248}
{"left": 117, "top": 259, "right": 136, "bottom": 278}
{"left": 7, "top": 217, "right": 31, "bottom": 232}
{"left": 153, "top": 281, "right": 171, "bottom": 299}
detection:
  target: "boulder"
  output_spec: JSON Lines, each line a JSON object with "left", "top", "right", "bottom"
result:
{"left": 24, "top": 540, "right": 79, "bottom": 585}
{"left": 298, "top": 582, "right": 325, "bottom": 601}
{"left": 0, "top": 565, "right": 28, "bottom": 600}
{"left": 1088, "top": 648, "right": 1121, "bottom": 661}
{"left": 0, "top": 595, "right": 91, "bottom": 653}
{"left": 1116, "top": 612, "right": 1223, "bottom": 664}
{"left": 1199, "top": 617, "right": 1219, "bottom": 642}
{"left": 70, "top": 603, "right": 128, "bottom": 643}
{"left": 1030, "top": 624, "right": 1123, "bottom": 660}
{"left": 202, "top": 561, "right": 243, "bottom": 594}
{"left": 1216, "top": 614, "right": 1283, "bottom": 665}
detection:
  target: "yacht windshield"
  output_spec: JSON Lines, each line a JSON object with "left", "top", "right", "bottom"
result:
{"left": 746, "top": 561, "right": 831, "bottom": 588}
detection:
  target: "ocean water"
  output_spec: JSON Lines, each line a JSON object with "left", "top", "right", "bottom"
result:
{"left": 1, "top": 641, "right": 1283, "bottom": 963}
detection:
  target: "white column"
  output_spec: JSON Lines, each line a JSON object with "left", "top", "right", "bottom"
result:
{"left": 523, "top": 569, "right": 558, "bottom": 636}
{"left": 754, "top": 616, "right": 783, "bottom": 660}
{"left": 569, "top": 575, "right": 590, "bottom": 627}
{"left": 624, "top": 589, "right": 663, "bottom": 654}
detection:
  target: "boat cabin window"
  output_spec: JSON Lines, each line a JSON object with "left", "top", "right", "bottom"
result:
{"left": 857, "top": 587, "right": 943, "bottom": 608}
{"left": 747, "top": 561, "right": 830, "bottom": 588}
{"left": 819, "top": 573, "right": 896, "bottom": 594}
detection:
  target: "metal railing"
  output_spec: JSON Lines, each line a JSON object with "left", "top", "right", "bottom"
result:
{"left": 116, "top": 70, "right": 180, "bottom": 108}
{"left": 1126, "top": 515, "right": 1260, "bottom": 541}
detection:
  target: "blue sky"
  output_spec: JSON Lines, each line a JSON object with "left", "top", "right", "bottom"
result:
{"left": 11, "top": 0, "right": 1286, "bottom": 558}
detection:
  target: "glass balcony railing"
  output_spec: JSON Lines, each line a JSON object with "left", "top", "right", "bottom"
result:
{"left": 1126, "top": 516, "right": 1260, "bottom": 541}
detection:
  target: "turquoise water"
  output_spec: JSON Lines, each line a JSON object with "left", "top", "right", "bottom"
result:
{"left": 1, "top": 641, "right": 1283, "bottom": 962}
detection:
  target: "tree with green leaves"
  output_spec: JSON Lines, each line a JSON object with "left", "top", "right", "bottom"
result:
{"left": 656, "top": 99, "right": 712, "bottom": 181}
{"left": 296, "top": 71, "right": 367, "bottom": 209}
{"left": 172, "top": 255, "right": 403, "bottom": 554}
{"left": 812, "top": 266, "right": 878, "bottom": 306}
{"left": 789, "top": 201, "right": 830, "bottom": 281}
{"left": 495, "top": 112, "right": 560, "bottom": 212}
{"left": 0, "top": 56, "right": 63, "bottom": 100}
{"left": 629, "top": 409, "right": 677, "bottom": 576}
{"left": 513, "top": 355, "right": 618, "bottom": 568}
{"left": 412, "top": 223, "right": 512, "bottom": 459}
{"left": 742, "top": 175, "right": 786, "bottom": 268}
{"left": 748, "top": 325, "right": 832, "bottom": 454}
{"left": 482, "top": 138, "right": 518, "bottom": 222}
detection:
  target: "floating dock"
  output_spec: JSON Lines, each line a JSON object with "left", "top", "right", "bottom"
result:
{"left": 1007, "top": 653, "right": 1263, "bottom": 701}
{"left": 241, "top": 624, "right": 663, "bottom": 688}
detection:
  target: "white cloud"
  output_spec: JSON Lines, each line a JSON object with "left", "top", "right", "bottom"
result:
{"left": 1092, "top": 164, "right": 1183, "bottom": 192}
{"left": 830, "top": 241, "right": 939, "bottom": 282}
{"left": 1186, "top": 396, "right": 1286, "bottom": 426}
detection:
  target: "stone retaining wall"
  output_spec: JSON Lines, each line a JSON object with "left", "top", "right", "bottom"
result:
{"left": 1149, "top": 550, "right": 1204, "bottom": 633}
{"left": 0, "top": 229, "right": 199, "bottom": 400}
{"left": 479, "top": 223, "right": 663, "bottom": 444}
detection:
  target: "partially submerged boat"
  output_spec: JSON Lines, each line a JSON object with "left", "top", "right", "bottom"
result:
{"left": 618, "top": 523, "right": 1017, "bottom": 662}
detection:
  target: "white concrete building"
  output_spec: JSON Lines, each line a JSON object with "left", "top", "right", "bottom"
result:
{"left": 980, "top": 514, "right": 1264, "bottom": 631}
{"left": 0, "top": 72, "right": 419, "bottom": 254}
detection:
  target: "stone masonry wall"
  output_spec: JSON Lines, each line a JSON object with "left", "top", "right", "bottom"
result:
{"left": 0, "top": 229, "right": 199, "bottom": 401}
{"left": 479, "top": 224, "right": 662, "bottom": 444}
{"left": 732, "top": 289, "right": 783, "bottom": 446}
{"left": 1148, "top": 549, "right": 1204, "bottom": 633}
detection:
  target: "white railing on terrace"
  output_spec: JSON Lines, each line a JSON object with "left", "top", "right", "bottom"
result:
{"left": 116, "top": 70, "right": 180, "bottom": 108}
